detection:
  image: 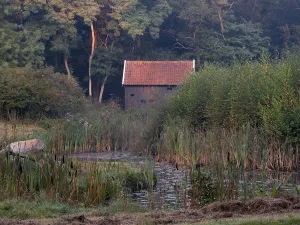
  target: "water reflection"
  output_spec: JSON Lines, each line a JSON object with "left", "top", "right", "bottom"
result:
{"left": 69, "top": 152, "right": 300, "bottom": 209}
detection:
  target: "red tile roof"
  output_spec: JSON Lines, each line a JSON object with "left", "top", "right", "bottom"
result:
{"left": 122, "top": 61, "right": 194, "bottom": 85}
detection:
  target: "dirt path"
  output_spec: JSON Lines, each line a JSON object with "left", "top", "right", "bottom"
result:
{"left": 1, "top": 197, "right": 300, "bottom": 225}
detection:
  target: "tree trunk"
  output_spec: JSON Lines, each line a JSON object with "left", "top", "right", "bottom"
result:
{"left": 212, "top": 0, "right": 235, "bottom": 41}
{"left": 251, "top": 0, "right": 258, "bottom": 21}
{"left": 64, "top": 55, "right": 71, "bottom": 79}
{"left": 111, "top": 40, "right": 115, "bottom": 50}
{"left": 196, "top": 54, "right": 201, "bottom": 66}
{"left": 136, "top": 35, "right": 141, "bottom": 60}
{"left": 216, "top": 6, "right": 225, "bottom": 40}
{"left": 88, "top": 22, "right": 96, "bottom": 98}
{"left": 98, "top": 75, "right": 108, "bottom": 104}
{"left": 282, "top": 24, "right": 291, "bottom": 50}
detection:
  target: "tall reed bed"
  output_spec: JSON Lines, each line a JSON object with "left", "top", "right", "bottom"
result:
{"left": 0, "top": 152, "right": 153, "bottom": 206}
{"left": 155, "top": 123, "right": 299, "bottom": 200}
{"left": 156, "top": 123, "right": 299, "bottom": 171}
{"left": 35, "top": 104, "right": 155, "bottom": 155}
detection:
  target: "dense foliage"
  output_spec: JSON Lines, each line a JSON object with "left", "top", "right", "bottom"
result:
{"left": 1, "top": 0, "right": 300, "bottom": 101}
{"left": 166, "top": 54, "right": 300, "bottom": 145}
{"left": 0, "top": 68, "right": 84, "bottom": 120}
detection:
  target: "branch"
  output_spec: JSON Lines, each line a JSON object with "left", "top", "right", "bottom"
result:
{"left": 212, "top": 0, "right": 236, "bottom": 41}
{"left": 172, "top": 38, "right": 194, "bottom": 51}
{"left": 221, "top": 1, "right": 235, "bottom": 19}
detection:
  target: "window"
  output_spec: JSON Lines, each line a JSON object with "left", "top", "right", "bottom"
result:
{"left": 141, "top": 100, "right": 146, "bottom": 103}
{"left": 130, "top": 94, "right": 135, "bottom": 97}
{"left": 167, "top": 87, "right": 173, "bottom": 90}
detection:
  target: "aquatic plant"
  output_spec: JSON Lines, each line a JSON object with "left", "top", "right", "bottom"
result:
{"left": 189, "top": 167, "right": 218, "bottom": 206}
{"left": 0, "top": 152, "right": 154, "bottom": 206}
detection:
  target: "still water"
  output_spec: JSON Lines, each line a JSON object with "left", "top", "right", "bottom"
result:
{"left": 69, "top": 151, "right": 300, "bottom": 209}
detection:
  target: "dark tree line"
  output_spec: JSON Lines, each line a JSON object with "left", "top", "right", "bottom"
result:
{"left": 1, "top": 0, "right": 300, "bottom": 102}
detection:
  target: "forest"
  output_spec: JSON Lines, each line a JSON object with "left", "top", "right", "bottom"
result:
{"left": 1, "top": 1, "right": 300, "bottom": 224}
{"left": 2, "top": 0, "right": 300, "bottom": 102}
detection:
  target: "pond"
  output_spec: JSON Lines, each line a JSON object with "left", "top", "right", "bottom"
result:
{"left": 68, "top": 151, "right": 191, "bottom": 209}
{"left": 69, "top": 151, "right": 300, "bottom": 209}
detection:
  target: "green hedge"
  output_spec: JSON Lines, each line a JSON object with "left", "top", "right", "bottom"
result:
{"left": 0, "top": 68, "right": 85, "bottom": 120}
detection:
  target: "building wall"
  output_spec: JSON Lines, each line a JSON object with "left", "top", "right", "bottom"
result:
{"left": 124, "top": 85, "right": 176, "bottom": 110}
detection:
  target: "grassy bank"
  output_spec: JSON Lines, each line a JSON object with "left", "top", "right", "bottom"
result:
{"left": 192, "top": 216, "right": 300, "bottom": 225}
{"left": 0, "top": 199, "right": 88, "bottom": 219}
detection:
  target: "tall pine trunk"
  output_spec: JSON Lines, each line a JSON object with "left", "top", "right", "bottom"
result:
{"left": 136, "top": 35, "right": 141, "bottom": 60}
{"left": 212, "top": 0, "right": 235, "bottom": 40}
{"left": 98, "top": 75, "right": 108, "bottom": 104}
{"left": 88, "top": 23, "right": 96, "bottom": 98}
{"left": 64, "top": 55, "right": 71, "bottom": 79}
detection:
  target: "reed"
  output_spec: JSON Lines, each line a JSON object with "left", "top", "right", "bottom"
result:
{"left": 32, "top": 104, "right": 154, "bottom": 155}
{"left": 0, "top": 151, "right": 154, "bottom": 206}
{"left": 152, "top": 121, "right": 300, "bottom": 201}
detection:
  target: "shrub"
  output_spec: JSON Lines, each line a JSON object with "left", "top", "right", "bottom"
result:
{"left": 166, "top": 53, "right": 300, "bottom": 144}
{"left": 0, "top": 68, "right": 85, "bottom": 120}
{"left": 189, "top": 168, "right": 218, "bottom": 206}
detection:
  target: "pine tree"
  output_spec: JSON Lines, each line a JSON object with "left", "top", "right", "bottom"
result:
{"left": 0, "top": 0, "right": 45, "bottom": 68}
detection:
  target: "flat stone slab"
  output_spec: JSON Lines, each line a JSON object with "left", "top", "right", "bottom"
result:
{"left": 8, "top": 139, "right": 44, "bottom": 154}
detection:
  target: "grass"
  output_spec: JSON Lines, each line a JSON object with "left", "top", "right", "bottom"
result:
{"left": 0, "top": 122, "right": 43, "bottom": 139}
{"left": 181, "top": 216, "right": 300, "bottom": 225}
{"left": 0, "top": 199, "right": 89, "bottom": 219}
{"left": 98, "top": 199, "right": 147, "bottom": 216}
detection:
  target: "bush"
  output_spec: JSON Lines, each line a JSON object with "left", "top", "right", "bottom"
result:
{"left": 0, "top": 68, "right": 85, "bottom": 120}
{"left": 189, "top": 168, "right": 218, "bottom": 206}
{"left": 166, "top": 54, "right": 300, "bottom": 144}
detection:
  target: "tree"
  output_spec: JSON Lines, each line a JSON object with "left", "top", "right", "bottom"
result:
{"left": 0, "top": 0, "right": 45, "bottom": 68}
{"left": 171, "top": 0, "right": 269, "bottom": 63}
{"left": 84, "top": 1, "right": 122, "bottom": 101}
{"left": 209, "top": 0, "right": 235, "bottom": 39}
{"left": 171, "top": 0, "right": 225, "bottom": 64}
{"left": 24, "top": 0, "right": 100, "bottom": 93}
{"left": 92, "top": 47, "right": 122, "bottom": 103}
{"left": 223, "top": 20, "right": 270, "bottom": 60}
{"left": 110, "top": 0, "right": 171, "bottom": 58}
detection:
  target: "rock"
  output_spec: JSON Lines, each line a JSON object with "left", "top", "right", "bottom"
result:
{"left": 8, "top": 139, "right": 44, "bottom": 154}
